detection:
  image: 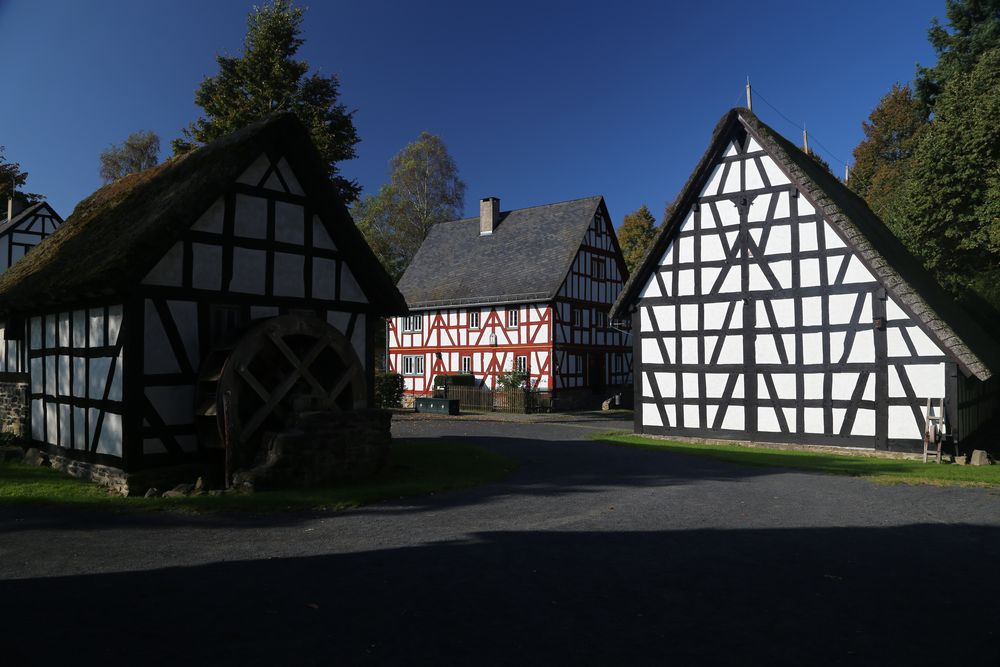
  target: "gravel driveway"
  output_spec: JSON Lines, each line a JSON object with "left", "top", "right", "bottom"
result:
{"left": 1, "top": 415, "right": 998, "bottom": 666}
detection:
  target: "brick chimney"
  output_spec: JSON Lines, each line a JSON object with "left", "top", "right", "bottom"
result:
{"left": 480, "top": 197, "right": 499, "bottom": 236}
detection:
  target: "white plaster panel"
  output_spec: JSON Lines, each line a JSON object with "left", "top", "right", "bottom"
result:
{"left": 847, "top": 330, "right": 875, "bottom": 363}
{"left": 863, "top": 374, "right": 875, "bottom": 401}
{"left": 311, "top": 257, "right": 336, "bottom": 300}
{"left": 798, "top": 196, "right": 816, "bottom": 215}
{"left": 58, "top": 404, "right": 70, "bottom": 449}
{"left": 731, "top": 375, "right": 745, "bottom": 399}
{"left": 826, "top": 255, "right": 845, "bottom": 283}
{"left": 757, "top": 299, "right": 795, "bottom": 328}
{"left": 719, "top": 203, "right": 740, "bottom": 227}
{"left": 824, "top": 222, "right": 846, "bottom": 249}
{"left": 799, "top": 258, "right": 821, "bottom": 287}
{"left": 272, "top": 252, "right": 305, "bottom": 298}
{"left": 747, "top": 137, "right": 763, "bottom": 152}
{"left": 886, "top": 296, "right": 907, "bottom": 321}
{"left": 748, "top": 194, "right": 771, "bottom": 222}
{"left": 748, "top": 264, "right": 770, "bottom": 291}
{"left": 192, "top": 244, "right": 223, "bottom": 290}
{"left": 773, "top": 191, "right": 790, "bottom": 220}
{"left": 907, "top": 326, "right": 944, "bottom": 356}
{"left": 720, "top": 405, "right": 744, "bottom": 430}
{"left": 704, "top": 336, "right": 719, "bottom": 361}
{"left": 700, "top": 203, "right": 717, "bottom": 229}
{"left": 832, "top": 373, "right": 860, "bottom": 400}
{"left": 703, "top": 302, "right": 729, "bottom": 330}
{"left": 46, "top": 403, "right": 57, "bottom": 444}
{"left": 804, "top": 407, "right": 824, "bottom": 433}
{"left": 313, "top": 216, "right": 337, "bottom": 250}
{"left": 889, "top": 406, "right": 921, "bottom": 439}
{"left": 659, "top": 242, "right": 675, "bottom": 266}
{"left": 905, "top": 363, "right": 945, "bottom": 398}
{"left": 801, "top": 332, "right": 823, "bottom": 364}
{"left": 677, "top": 270, "right": 696, "bottom": 296}
{"left": 679, "top": 236, "right": 694, "bottom": 263}
{"left": 680, "top": 337, "right": 698, "bottom": 364}
{"left": 704, "top": 373, "right": 730, "bottom": 398}
{"left": 745, "top": 159, "right": 765, "bottom": 190}
{"left": 640, "top": 338, "right": 662, "bottom": 364}
{"left": 237, "top": 154, "right": 271, "bottom": 186}
{"left": 832, "top": 408, "right": 846, "bottom": 434}
{"left": 96, "top": 412, "right": 122, "bottom": 456}
{"left": 853, "top": 409, "right": 876, "bottom": 436}
{"left": 108, "top": 305, "right": 123, "bottom": 347}
{"left": 702, "top": 163, "right": 724, "bottom": 196}
{"left": 275, "top": 201, "right": 305, "bottom": 245}
{"left": 143, "top": 242, "right": 184, "bottom": 287}
{"left": 642, "top": 403, "right": 662, "bottom": 427}
{"left": 192, "top": 198, "right": 225, "bottom": 234}
{"left": 109, "top": 354, "right": 122, "bottom": 402}
{"left": 719, "top": 265, "right": 741, "bottom": 293}
{"left": 88, "top": 358, "right": 111, "bottom": 400}
{"left": 640, "top": 275, "right": 662, "bottom": 299}
{"left": 717, "top": 335, "right": 743, "bottom": 364}
{"left": 234, "top": 195, "right": 268, "bottom": 239}
{"left": 828, "top": 294, "right": 859, "bottom": 325}
{"left": 705, "top": 405, "right": 719, "bottom": 428}
{"left": 143, "top": 301, "right": 180, "bottom": 375}
{"left": 722, "top": 164, "right": 741, "bottom": 194}
{"left": 72, "top": 357, "right": 86, "bottom": 397}
{"left": 679, "top": 211, "right": 695, "bottom": 234}
{"left": 701, "top": 234, "right": 726, "bottom": 261}
{"left": 842, "top": 256, "right": 875, "bottom": 284}
{"left": 683, "top": 404, "right": 700, "bottom": 428}
{"left": 750, "top": 228, "right": 763, "bottom": 247}
{"left": 680, "top": 304, "right": 698, "bottom": 330}
{"left": 143, "top": 439, "right": 168, "bottom": 455}
{"left": 167, "top": 301, "right": 198, "bottom": 369}
{"left": 771, "top": 373, "right": 797, "bottom": 400}
{"left": 58, "top": 355, "right": 69, "bottom": 396}
{"left": 58, "top": 312, "right": 70, "bottom": 347}
{"left": 803, "top": 373, "right": 823, "bottom": 399}
{"left": 682, "top": 372, "right": 699, "bottom": 399}
{"left": 230, "top": 247, "right": 267, "bottom": 294}
{"left": 340, "top": 265, "right": 368, "bottom": 303}
{"left": 829, "top": 331, "right": 847, "bottom": 362}
{"left": 146, "top": 385, "right": 196, "bottom": 426}
{"left": 277, "top": 157, "right": 305, "bottom": 195}
{"left": 766, "top": 226, "right": 792, "bottom": 255}
{"left": 45, "top": 315, "right": 56, "bottom": 349}
{"left": 724, "top": 142, "right": 740, "bottom": 157}
{"left": 351, "top": 314, "right": 366, "bottom": 367}
{"left": 30, "top": 317, "right": 41, "bottom": 350}
{"left": 799, "top": 221, "right": 818, "bottom": 252}
{"left": 801, "top": 296, "right": 822, "bottom": 326}
{"left": 653, "top": 305, "right": 676, "bottom": 332}
{"left": 758, "top": 406, "right": 781, "bottom": 432}
{"left": 761, "top": 155, "right": 791, "bottom": 185}
{"left": 888, "top": 366, "right": 906, "bottom": 398}
{"left": 31, "top": 400, "right": 43, "bottom": 441}
{"left": 73, "top": 408, "right": 86, "bottom": 449}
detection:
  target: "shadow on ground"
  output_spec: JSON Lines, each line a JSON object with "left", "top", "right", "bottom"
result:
{"left": 2, "top": 523, "right": 998, "bottom": 665}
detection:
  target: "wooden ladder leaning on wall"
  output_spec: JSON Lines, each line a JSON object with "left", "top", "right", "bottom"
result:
{"left": 923, "top": 397, "right": 944, "bottom": 464}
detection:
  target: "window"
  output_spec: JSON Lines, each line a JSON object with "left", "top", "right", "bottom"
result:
{"left": 572, "top": 307, "right": 582, "bottom": 327}
{"left": 591, "top": 257, "right": 606, "bottom": 280}
{"left": 507, "top": 308, "right": 519, "bottom": 328}
{"left": 595, "top": 311, "right": 607, "bottom": 329}
{"left": 468, "top": 310, "right": 480, "bottom": 329}
{"left": 402, "top": 315, "right": 422, "bottom": 332}
{"left": 515, "top": 356, "right": 528, "bottom": 373}
{"left": 461, "top": 356, "right": 471, "bottom": 374}
{"left": 401, "top": 355, "right": 424, "bottom": 376}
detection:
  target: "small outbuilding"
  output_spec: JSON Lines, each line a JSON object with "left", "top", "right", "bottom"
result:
{"left": 0, "top": 113, "right": 406, "bottom": 486}
{"left": 613, "top": 108, "right": 999, "bottom": 452}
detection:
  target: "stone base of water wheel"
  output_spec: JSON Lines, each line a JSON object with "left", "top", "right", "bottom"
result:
{"left": 231, "top": 409, "right": 392, "bottom": 492}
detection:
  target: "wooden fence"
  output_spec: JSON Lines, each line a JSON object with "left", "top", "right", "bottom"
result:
{"left": 445, "top": 386, "right": 548, "bottom": 414}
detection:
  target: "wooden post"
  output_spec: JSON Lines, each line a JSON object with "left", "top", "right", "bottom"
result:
{"left": 746, "top": 78, "right": 752, "bottom": 111}
{"left": 802, "top": 126, "right": 809, "bottom": 154}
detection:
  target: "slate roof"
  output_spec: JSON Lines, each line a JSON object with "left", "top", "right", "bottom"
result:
{"left": 613, "top": 108, "right": 1000, "bottom": 381}
{"left": 0, "top": 201, "right": 61, "bottom": 236}
{"left": 397, "top": 196, "right": 608, "bottom": 309}
{"left": 0, "top": 113, "right": 407, "bottom": 315}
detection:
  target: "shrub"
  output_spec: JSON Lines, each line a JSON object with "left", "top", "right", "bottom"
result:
{"left": 433, "top": 373, "right": 476, "bottom": 388}
{"left": 496, "top": 370, "right": 529, "bottom": 391}
{"left": 374, "top": 372, "right": 404, "bottom": 408}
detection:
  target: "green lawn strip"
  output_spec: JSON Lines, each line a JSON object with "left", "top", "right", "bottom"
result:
{"left": 0, "top": 440, "right": 516, "bottom": 512}
{"left": 597, "top": 432, "right": 1000, "bottom": 488}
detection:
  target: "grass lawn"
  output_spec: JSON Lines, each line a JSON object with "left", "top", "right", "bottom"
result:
{"left": 0, "top": 440, "right": 515, "bottom": 513}
{"left": 599, "top": 432, "right": 1000, "bottom": 488}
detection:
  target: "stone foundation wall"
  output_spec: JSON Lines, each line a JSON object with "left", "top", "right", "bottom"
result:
{"left": 0, "top": 381, "right": 28, "bottom": 437}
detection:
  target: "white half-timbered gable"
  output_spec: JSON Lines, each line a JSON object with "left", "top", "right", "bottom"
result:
{"left": 614, "top": 108, "right": 1000, "bottom": 452}
{"left": 391, "top": 196, "right": 632, "bottom": 406}
{"left": 0, "top": 113, "right": 406, "bottom": 472}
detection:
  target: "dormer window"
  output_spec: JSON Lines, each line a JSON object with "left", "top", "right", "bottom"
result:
{"left": 402, "top": 315, "right": 422, "bottom": 332}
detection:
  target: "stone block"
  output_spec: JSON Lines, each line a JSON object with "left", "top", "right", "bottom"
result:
{"left": 22, "top": 448, "right": 48, "bottom": 467}
{"left": 970, "top": 450, "right": 992, "bottom": 466}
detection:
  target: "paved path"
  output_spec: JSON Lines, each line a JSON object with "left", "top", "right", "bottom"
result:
{"left": 1, "top": 417, "right": 999, "bottom": 665}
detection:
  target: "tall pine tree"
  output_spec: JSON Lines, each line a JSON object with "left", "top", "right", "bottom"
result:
{"left": 174, "top": 0, "right": 360, "bottom": 201}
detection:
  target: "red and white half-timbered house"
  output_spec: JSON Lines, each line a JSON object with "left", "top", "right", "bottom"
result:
{"left": 389, "top": 196, "right": 632, "bottom": 407}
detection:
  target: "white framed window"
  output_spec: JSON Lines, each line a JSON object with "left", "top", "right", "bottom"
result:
{"left": 507, "top": 308, "right": 519, "bottom": 328}
{"left": 468, "top": 310, "right": 480, "bottom": 329}
{"left": 591, "top": 257, "right": 606, "bottom": 280}
{"left": 515, "top": 356, "right": 528, "bottom": 373}
{"left": 595, "top": 311, "right": 607, "bottom": 329}
{"left": 572, "top": 308, "right": 582, "bottom": 327}
{"left": 461, "top": 356, "right": 471, "bottom": 374}
{"left": 402, "top": 315, "right": 422, "bottom": 332}
{"left": 401, "top": 355, "right": 424, "bottom": 376}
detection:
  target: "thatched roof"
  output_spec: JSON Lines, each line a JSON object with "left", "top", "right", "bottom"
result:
{"left": 398, "top": 196, "right": 613, "bottom": 310}
{"left": 613, "top": 108, "right": 1000, "bottom": 381}
{"left": 0, "top": 113, "right": 407, "bottom": 315}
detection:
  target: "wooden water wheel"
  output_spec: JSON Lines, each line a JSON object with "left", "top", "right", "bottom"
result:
{"left": 196, "top": 314, "right": 366, "bottom": 472}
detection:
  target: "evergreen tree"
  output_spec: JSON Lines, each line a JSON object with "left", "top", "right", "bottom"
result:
{"left": 99, "top": 131, "right": 160, "bottom": 183}
{"left": 618, "top": 205, "right": 657, "bottom": 274}
{"left": 174, "top": 0, "right": 360, "bottom": 201}
{"left": 354, "top": 132, "right": 465, "bottom": 281}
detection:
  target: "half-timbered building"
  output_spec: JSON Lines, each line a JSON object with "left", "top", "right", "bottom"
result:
{"left": 0, "top": 200, "right": 63, "bottom": 375}
{"left": 613, "top": 108, "right": 1000, "bottom": 453}
{"left": 0, "top": 113, "right": 406, "bottom": 478}
{"left": 389, "top": 196, "right": 632, "bottom": 408}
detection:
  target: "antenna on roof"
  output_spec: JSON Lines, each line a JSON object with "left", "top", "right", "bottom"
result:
{"left": 745, "top": 77, "right": 752, "bottom": 111}
{"left": 802, "top": 124, "right": 810, "bottom": 154}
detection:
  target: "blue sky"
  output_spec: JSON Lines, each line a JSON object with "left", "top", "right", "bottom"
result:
{"left": 1, "top": 1, "right": 941, "bottom": 225}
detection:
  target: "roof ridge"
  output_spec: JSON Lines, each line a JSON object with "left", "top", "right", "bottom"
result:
{"left": 439, "top": 194, "right": 603, "bottom": 225}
